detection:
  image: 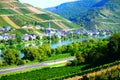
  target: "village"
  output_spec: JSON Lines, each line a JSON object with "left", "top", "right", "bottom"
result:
{"left": 0, "top": 24, "right": 111, "bottom": 41}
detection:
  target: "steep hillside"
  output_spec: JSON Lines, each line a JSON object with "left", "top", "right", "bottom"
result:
{"left": 46, "top": 0, "right": 120, "bottom": 32}
{"left": 77, "top": 0, "right": 120, "bottom": 31}
{"left": 0, "top": 0, "right": 79, "bottom": 35}
{"left": 46, "top": 0, "right": 101, "bottom": 21}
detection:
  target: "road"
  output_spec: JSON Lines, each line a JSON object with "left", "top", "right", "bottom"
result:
{"left": 0, "top": 57, "right": 75, "bottom": 74}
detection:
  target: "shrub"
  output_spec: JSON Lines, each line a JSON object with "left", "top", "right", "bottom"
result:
{"left": 0, "top": 60, "right": 3, "bottom": 66}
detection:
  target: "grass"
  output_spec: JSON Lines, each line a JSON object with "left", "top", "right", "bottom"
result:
{"left": 0, "top": 51, "right": 71, "bottom": 69}
{"left": 9, "top": 15, "right": 34, "bottom": 27}
{"left": 45, "top": 54, "right": 71, "bottom": 61}
{"left": 0, "top": 9, "right": 17, "bottom": 14}
{"left": 62, "top": 21, "right": 79, "bottom": 28}
{"left": 50, "top": 22, "right": 62, "bottom": 29}
{"left": 0, "top": 44, "right": 5, "bottom": 50}
{"left": 0, "top": 17, "right": 11, "bottom": 26}
{"left": 36, "top": 22, "right": 48, "bottom": 28}
{"left": 0, "top": 64, "right": 86, "bottom": 80}
{"left": 0, "top": 3, "right": 10, "bottom": 8}
{"left": 10, "top": 29, "right": 28, "bottom": 35}
{"left": 36, "top": 21, "right": 64, "bottom": 29}
{"left": 47, "top": 62, "right": 67, "bottom": 67}
{"left": 34, "top": 14, "right": 52, "bottom": 20}
{"left": 1, "top": 60, "right": 120, "bottom": 80}
{"left": 18, "top": 8, "right": 32, "bottom": 14}
{"left": 0, "top": 64, "right": 16, "bottom": 70}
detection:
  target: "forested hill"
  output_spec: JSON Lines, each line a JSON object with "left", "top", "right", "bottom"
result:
{"left": 46, "top": 0, "right": 100, "bottom": 19}
{"left": 46, "top": 0, "right": 120, "bottom": 32}
{"left": 0, "top": 0, "right": 79, "bottom": 35}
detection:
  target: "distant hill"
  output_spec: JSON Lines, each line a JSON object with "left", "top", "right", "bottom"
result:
{"left": 46, "top": 0, "right": 100, "bottom": 19}
{"left": 46, "top": 0, "right": 120, "bottom": 31}
{"left": 0, "top": 0, "right": 79, "bottom": 35}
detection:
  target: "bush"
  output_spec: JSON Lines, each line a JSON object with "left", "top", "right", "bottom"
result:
{"left": 0, "top": 60, "right": 3, "bottom": 66}
{"left": 16, "top": 59, "right": 25, "bottom": 65}
{"left": 2, "top": 49, "right": 20, "bottom": 65}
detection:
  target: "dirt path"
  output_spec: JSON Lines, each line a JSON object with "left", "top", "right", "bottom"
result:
{"left": 65, "top": 64, "right": 120, "bottom": 80}
{"left": 2, "top": 16, "right": 20, "bottom": 28}
{"left": 54, "top": 21, "right": 69, "bottom": 30}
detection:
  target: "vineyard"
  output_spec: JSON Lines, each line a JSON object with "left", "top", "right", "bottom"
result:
{"left": 0, "top": 17, "right": 10, "bottom": 26}
{"left": 9, "top": 15, "right": 35, "bottom": 27}
{"left": 18, "top": 8, "right": 33, "bottom": 14}
{"left": 34, "top": 14, "right": 52, "bottom": 20}
{"left": 0, "top": 9, "right": 16, "bottom": 14}
{"left": 0, "top": 60, "right": 120, "bottom": 80}
{"left": 10, "top": 29, "right": 28, "bottom": 35}
{"left": 0, "top": 0, "right": 79, "bottom": 33}
{"left": 62, "top": 21, "right": 79, "bottom": 28}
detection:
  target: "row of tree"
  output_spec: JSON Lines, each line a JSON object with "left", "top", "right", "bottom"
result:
{"left": 0, "top": 44, "right": 51, "bottom": 65}
{"left": 68, "top": 33, "right": 120, "bottom": 67}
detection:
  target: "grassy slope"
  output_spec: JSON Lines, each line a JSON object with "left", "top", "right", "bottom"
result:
{"left": 2, "top": 16, "right": 20, "bottom": 28}
{"left": 0, "top": 17, "right": 10, "bottom": 27}
{"left": 79, "top": 0, "right": 120, "bottom": 31}
{"left": 0, "top": 1, "right": 79, "bottom": 35}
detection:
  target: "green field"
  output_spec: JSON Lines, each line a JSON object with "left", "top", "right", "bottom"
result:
{"left": 62, "top": 21, "right": 79, "bottom": 28}
{"left": 18, "top": 8, "right": 32, "bottom": 14}
{"left": 0, "top": 3, "right": 10, "bottom": 8}
{"left": 10, "top": 29, "right": 28, "bottom": 35}
{"left": 9, "top": 15, "right": 34, "bottom": 27}
{"left": 0, "top": 65, "right": 86, "bottom": 80}
{"left": 45, "top": 54, "right": 71, "bottom": 61}
{"left": 0, "top": 9, "right": 17, "bottom": 14}
{"left": 34, "top": 14, "right": 52, "bottom": 20}
{"left": 0, "top": 17, "right": 10, "bottom": 26}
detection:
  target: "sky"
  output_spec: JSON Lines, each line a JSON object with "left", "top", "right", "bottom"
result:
{"left": 19, "top": 0, "right": 77, "bottom": 8}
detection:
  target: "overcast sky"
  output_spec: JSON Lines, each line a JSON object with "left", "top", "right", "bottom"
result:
{"left": 19, "top": 0, "right": 77, "bottom": 8}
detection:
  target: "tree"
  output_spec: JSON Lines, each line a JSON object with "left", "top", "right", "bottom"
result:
{"left": 76, "top": 53, "right": 85, "bottom": 64}
{"left": 36, "top": 36, "right": 40, "bottom": 40}
{"left": 107, "top": 33, "right": 120, "bottom": 60}
{"left": 29, "top": 37, "right": 32, "bottom": 41}
{"left": 0, "top": 60, "right": 3, "bottom": 66}
{"left": 39, "top": 44, "right": 51, "bottom": 57}
{"left": 16, "top": 34, "right": 22, "bottom": 43}
{"left": 22, "top": 47, "right": 38, "bottom": 61}
{"left": 0, "top": 39, "right": 6, "bottom": 44}
{"left": 2, "top": 49, "right": 20, "bottom": 65}
{"left": 7, "top": 39, "right": 16, "bottom": 45}
{"left": 22, "top": 47, "right": 45, "bottom": 61}
{"left": 67, "top": 44, "right": 74, "bottom": 55}
{"left": 55, "top": 46, "right": 65, "bottom": 55}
